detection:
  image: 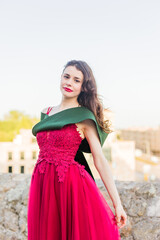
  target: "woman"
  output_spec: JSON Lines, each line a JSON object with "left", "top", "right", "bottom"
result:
{"left": 27, "top": 60, "right": 127, "bottom": 239}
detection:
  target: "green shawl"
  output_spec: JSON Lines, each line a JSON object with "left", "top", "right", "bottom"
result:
{"left": 32, "top": 106, "right": 108, "bottom": 181}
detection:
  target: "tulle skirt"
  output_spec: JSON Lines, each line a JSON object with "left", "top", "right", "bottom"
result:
{"left": 27, "top": 161, "right": 121, "bottom": 240}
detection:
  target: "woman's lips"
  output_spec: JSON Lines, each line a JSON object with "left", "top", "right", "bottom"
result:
{"left": 64, "top": 87, "right": 73, "bottom": 92}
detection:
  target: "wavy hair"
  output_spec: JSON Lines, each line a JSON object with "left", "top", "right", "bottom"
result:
{"left": 62, "top": 60, "right": 113, "bottom": 134}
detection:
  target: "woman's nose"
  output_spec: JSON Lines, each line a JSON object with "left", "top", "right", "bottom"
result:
{"left": 66, "top": 78, "right": 72, "bottom": 85}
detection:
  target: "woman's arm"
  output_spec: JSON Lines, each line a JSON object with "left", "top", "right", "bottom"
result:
{"left": 82, "top": 119, "right": 127, "bottom": 228}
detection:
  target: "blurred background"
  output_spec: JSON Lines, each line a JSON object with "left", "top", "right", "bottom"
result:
{"left": 0, "top": 0, "right": 160, "bottom": 182}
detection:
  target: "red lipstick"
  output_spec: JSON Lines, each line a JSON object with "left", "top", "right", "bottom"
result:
{"left": 64, "top": 87, "right": 73, "bottom": 92}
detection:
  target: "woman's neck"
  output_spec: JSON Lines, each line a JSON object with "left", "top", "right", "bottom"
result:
{"left": 58, "top": 101, "right": 81, "bottom": 110}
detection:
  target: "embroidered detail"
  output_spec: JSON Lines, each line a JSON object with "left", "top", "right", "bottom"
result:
{"left": 35, "top": 124, "right": 86, "bottom": 183}
{"left": 76, "top": 162, "right": 86, "bottom": 176}
{"left": 38, "top": 160, "right": 47, "bottom": 174}
{"left": 35, "top": 159, "right": 86, "bottom": 183}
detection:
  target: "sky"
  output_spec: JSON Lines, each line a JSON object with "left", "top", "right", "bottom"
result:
{"left": 0, "top": 0, "right": 160, "bottom": 129}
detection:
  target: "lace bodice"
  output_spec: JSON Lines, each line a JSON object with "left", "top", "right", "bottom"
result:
{"left": 33, "top": 123, "right": 86, "bottom": 183}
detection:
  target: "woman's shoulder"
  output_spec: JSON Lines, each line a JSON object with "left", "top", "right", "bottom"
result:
{"left": 80, "top": 119, "right": 97, "bottom": 131}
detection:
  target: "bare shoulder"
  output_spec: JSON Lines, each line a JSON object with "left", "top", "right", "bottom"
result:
{"left": 80, "top": 119, "right": 96, "bottom": 130}
{"left": 81, "top": 119, "right": 100, "bottom": 140}
{"left": 80, "top": 119, "right": 103, "bottom": 162}
{"left": 74, "top": 119, "right": 95, "bottom": 135}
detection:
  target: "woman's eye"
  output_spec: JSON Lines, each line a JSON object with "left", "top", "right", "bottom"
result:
{"left": 64, "top": 76, "right": 79, "bottom": 82}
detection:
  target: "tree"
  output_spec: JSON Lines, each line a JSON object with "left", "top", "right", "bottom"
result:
{"left": 0, "top": 110, "right": 39, "bottom": 141}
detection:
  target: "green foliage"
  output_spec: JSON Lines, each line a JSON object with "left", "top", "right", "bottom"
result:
{"left": 0, "top": 110, "right": 39, "bottom": 142}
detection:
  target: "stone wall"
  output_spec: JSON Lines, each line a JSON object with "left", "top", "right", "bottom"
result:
{"left": 0, "top": 173, "right": 160, "bottom": 240}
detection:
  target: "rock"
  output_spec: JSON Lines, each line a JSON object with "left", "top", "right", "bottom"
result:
{"left": 4, "top": 209, "right": 19, "bottom": 232}
{"left": 132, "top": 218, "right": 160, "bottom": 240}
{"left": 121, "top": 236, "right": 134, "bottom": 240}
{"left": 147, "top": 196, "right": 160, "bottom": 217}
{"left": 135, "top": 183, "right": 156, "bottom": 198}
{"left": 127, "top": 198, "right": 147, "bottom": 217}
{"left": 0, "top": 173, "right": 160, "bottom": 239}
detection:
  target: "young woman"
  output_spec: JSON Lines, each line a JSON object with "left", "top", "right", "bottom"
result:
{"left": 27, "top": 60, "right": 127, "bottom": 239}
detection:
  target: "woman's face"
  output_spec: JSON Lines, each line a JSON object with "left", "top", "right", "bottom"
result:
{"left": 60, "top": 66, "right": 84, "bottom": 98}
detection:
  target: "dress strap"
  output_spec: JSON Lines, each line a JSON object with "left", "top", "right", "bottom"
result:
{"left": 46, "top": 107, "right": 54, "bottom": 115}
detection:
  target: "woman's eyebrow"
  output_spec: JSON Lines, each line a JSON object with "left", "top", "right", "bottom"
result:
{"left": 65, "top": 73, "right": 81, "bottom": 80}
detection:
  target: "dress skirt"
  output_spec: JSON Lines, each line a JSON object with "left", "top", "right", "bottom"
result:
{"left": 27, "top": 160, "right": 121, "bottom": 240}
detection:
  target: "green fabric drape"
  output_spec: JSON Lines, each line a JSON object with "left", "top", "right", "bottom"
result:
{"left": 32, "top": 106, "right": 108, "bottom": 153}
{"left": 32, "top": 106, "right": 109, "bottom": 181}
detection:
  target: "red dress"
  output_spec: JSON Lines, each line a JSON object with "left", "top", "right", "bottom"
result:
{"left": 27, "top": 107, "right": 121, "bottom": 240}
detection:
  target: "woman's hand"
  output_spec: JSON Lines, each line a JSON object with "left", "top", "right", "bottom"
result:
{"left": 114, "top": 204, "right": 127, "bottom": 229}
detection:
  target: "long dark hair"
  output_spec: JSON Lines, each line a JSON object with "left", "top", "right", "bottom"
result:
{"left": 62, "top": 60, "right": 113, "bottom": 134}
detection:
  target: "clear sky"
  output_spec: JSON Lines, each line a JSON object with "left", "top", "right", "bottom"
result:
{"left": 0, "top": 0, "right": 160, "bottom": 129}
